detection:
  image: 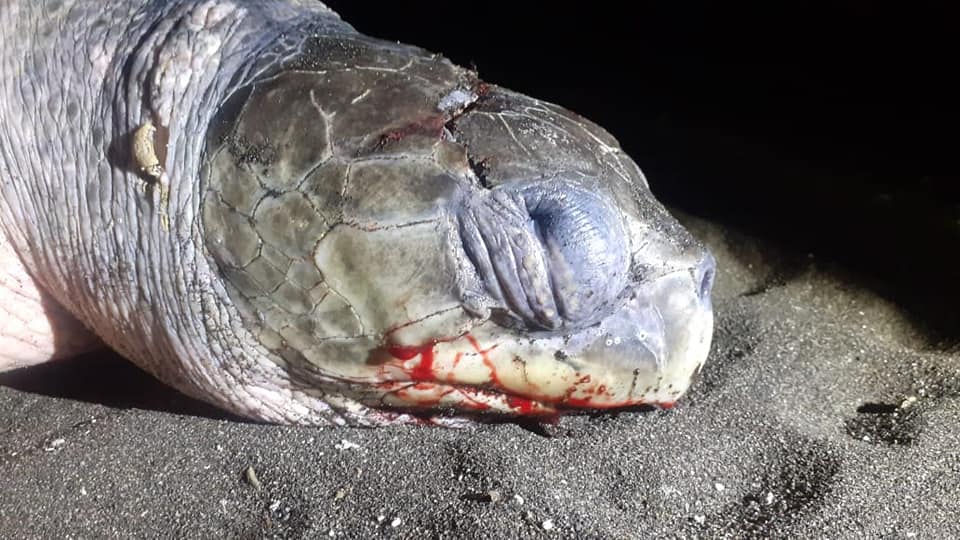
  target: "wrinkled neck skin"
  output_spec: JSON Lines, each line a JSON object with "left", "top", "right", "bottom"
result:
{"left": 0, "top": 0, "right": 359, "bottom": 423}
{"left": 0, "top": 1, "right": 715, "bottom": 426}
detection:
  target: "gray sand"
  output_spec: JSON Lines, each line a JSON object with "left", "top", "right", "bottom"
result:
{"left": 2, "top": 215, "right": 958, "bottom": 539}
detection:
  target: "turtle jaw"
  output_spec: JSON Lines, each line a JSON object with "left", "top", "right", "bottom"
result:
{"left": 369, "top": 252, "right": 715, "bottom": 417}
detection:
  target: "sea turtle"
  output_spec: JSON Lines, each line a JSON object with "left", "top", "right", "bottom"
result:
{"left": 0, "top": 0, "right": 715, "bottom": 426}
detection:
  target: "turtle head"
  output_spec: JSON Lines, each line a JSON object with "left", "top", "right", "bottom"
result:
{"left": 201, "top": 33, "right": 714, "bottom": 424}
{"left": 430, "top": 83, "right": 716, "bottom": 414}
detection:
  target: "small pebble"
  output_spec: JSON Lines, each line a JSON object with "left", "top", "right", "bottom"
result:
{"left": 335, "top": 439, "right": 360, "bottom": 451}
{"left": 473, "top": 490, "right": 501, "bottom": 503}
{"left": 245, "top": 466, "right": 262, "bottom": 490}
{"left": 44, "top": 438, "right": 66, "bottom": 452}
{"left": 542, "top": 519, "right": 554, "bottom": 531}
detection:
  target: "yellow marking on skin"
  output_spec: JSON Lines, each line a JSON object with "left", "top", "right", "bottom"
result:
{"left": 132, "top": 121, "right": 170, "bottom": 230}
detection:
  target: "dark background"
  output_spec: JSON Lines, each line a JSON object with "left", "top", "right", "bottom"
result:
{"left": 327, "top": 0, "right": 959, "bottom": 344}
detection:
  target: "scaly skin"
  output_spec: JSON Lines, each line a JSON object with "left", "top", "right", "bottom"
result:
{"left": 0, "top": 1, "right": 715, "bottom": 426}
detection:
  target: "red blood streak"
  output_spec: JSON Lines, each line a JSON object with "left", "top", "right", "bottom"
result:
{"left": 387, "top": 345, "right": 423, "bottom": 361}
{"left": 410, "top": 350, "right": 435, "bottom": 381}
{"left": 384, "top": 335, "right": 676, "bottom": 415}
{"left": 461, "top": 401, "right": 492, "bottom": 411}
{"left": 564, "top": 395, "right": 636, "bottom": 409}
{"left": 387, "top": 343, "right": 436, "bottom": 381}
{"left": 466, "top": 334, "right": 501, "bottom": 387}
{"left": 456, "top": 389, "right": 492, "bottom": 411}
{"left": 506, "top": 396, "right": 538, "bottom": 415}
{"left": 445, "top": 352, "right": 465, "bottom": 383}
{"left": 564, "top": 397, "right": 595, "bottom": 408}
{"left": 392, "top": 383, "right": 458, "bottom": 409}
{"left": 375, "top": 381, "right": 405, "bottom": 391}
{"left": 381, "top": 115, "right": 446, "bottom": 143}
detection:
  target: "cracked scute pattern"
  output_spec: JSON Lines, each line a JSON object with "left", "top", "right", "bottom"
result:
{"left": 201, "top": 33, "right": 715, "bottom": 421}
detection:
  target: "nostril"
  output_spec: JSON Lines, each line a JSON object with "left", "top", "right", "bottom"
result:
{"left": 697, "top": 253, "right": 716, "bottom": 301}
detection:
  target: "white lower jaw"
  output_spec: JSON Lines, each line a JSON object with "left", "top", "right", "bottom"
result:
{"left": 370, "top": 301, "right": 714, "bottom": 415}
